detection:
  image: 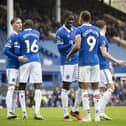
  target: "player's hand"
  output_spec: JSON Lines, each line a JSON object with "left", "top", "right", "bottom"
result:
{"left": 18, "top": 56, "right": 28, "bottom": 62}
{"left": 66, "top": 54, "right": 71, "bottom": 61}
{"left": 111, "top": 36, "right": 120, "bottom": 43}
{"left": 117, "top": 60, "right": 126, "bottom": 67}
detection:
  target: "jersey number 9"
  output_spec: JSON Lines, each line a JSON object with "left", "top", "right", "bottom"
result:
{"left": 87, "top": 36, "right": 96, "bottom": 52}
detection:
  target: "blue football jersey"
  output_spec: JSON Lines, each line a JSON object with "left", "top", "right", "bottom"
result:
{"left": 76, "top": 24, "right": 101, "bottom": 66}
{"left": 17, "top": 29, "right": 41, "bottom": 65}
{"left": 98, "top": 32, "right": 109, "bottom": 69}
{"left": 56, "top": 25, "right": 78, "bottom": 65}
{"left": 3, "top": 32, "right": 20, "bottom": 69}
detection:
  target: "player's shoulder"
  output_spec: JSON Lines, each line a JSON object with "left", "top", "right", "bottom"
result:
{"left": 100, "top": 32, "right": 108, "bottom": 41}
{"left": 100, "top": 32, "right": 108, "bottom": 44}
{"left": 77, "top": 25, "right": 83, "bottom": 29}
{"left": 71, "top": 26, "right": 77, "bottom": 29}
{"left": 91, "top": 24, "right": 100, "bottom": 31}
{"left": 100, "top": 32, "right": 105, "bottom": 37}
{"left": 9, "top": 32, "right": 18, "bottom": 38}
{"left": 8, "top": 32, "right": 18, "bottom": 41}
{"left": 18, "top": 30, "right": 24, "bottom": 36}
{"left": 32, "top": 29, "right": 40, "bottom": 33}
{"left": 34, "top": 29, "right": 41, "bottom": 38}
{"left": 56, "top": 26, "right": 64, "bottom": 34}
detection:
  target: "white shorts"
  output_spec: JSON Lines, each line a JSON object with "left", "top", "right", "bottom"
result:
{"left": 79, "top": 65, "right": 100, "bottom": 83}
{"left": 19, "top": 62, "right": 42, "bottom": 83}
{"left": 6, "top": 68, "right": 19, "bottom": 85}
{"left": 99, "top": 69, "right": 113, "bottom": 87}
{"left": 60, "top": 64, "right": 78, "bottom": 82}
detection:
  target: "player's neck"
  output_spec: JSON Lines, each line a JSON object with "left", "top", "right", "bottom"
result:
{"left": 100, "top": 29, "right": 106, "bottom": 35}
{"left": 83, "top": 21, "right": 90, "bottom": 24}
{"left": 65, "top": 25, "right": 72, "bottom": 30}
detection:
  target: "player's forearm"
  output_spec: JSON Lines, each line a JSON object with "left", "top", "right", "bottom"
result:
{"left": 103, "top": 52, "right": 119, "bottom": 64}
{"left": 112, "top": 36, "right": 126, "bottom": 49}
{"left": 58, "top": 44, "right": 71, "bottom": 52}
{"left": 67, "top": 46, "right": 79, "bottom": 58}
{"left": 14, "top": 47, "right": 20, "bottom": 56}
{"left": 3, "top": 47, "right": 18, "bottom": 59}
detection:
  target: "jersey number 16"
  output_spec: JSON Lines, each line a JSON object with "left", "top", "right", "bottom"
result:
{"left": 25, "top": 39, "right": 39, "bottom": 53}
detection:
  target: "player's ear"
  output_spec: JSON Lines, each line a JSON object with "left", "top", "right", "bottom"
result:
{"left": 79, "top": 17, "right": 82, "bottom": 25}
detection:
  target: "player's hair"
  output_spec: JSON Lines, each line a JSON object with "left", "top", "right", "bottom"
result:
{"left": 95, "top": 20, "right": 106, "bottom": 29}
{"left": 80, "top": 10, "right": 91, "bottom": 22}
{"left": 11, "top": 17, "right": 21, "bottom": 25}
{"left": 63, "top": 10, "right": 73, "bottom": 21}
{"left": 23, "top": 19, "right": 34, "bottom": 29}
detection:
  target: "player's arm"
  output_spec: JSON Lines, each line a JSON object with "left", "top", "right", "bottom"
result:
{"left": 100, "top": 46, "right": 125, "bottom": 67}
{"left": 3, "top": 41, "right": 18, "bottom": 60}
{"left": 3, "top": 44, "right": 28, "bottom": 62}
{"left": 66, "top": 35, "right": 81, "bottom": 60}
{"left": 111, "top": 36, "right": 126, "bottom": 49}
{"left": 109, "top": 62, "right": 114, "bottom": 74}
{"left": 14, "top": 41, "right": 21, "bottom": 56}
{"left": 56, "top": 34, "right": 71, "bottom": 52}
{"left": 57, "top": 43, "right": 72, "bottom": 52}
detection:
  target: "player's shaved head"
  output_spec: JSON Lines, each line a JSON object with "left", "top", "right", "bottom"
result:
{"left": 62, "top": 10, "right": 75, "bottom": 29}
{"left": 95, "top": 20, "right": 106, "bottom": 29}
{"left": 80, "top": 10, "right": 91, "bottom": 23}
{"left": 63, "top": 10, "right": 73, "bottom": 21}
{"left": 23, "top": 19, "right": 34, "bottom": 29}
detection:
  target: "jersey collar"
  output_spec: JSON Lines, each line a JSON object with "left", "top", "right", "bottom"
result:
{"left": 13, "top": 31, "right": 18, "bottom": 34}
{"left": 63, "top": 25, "right": 73, "bottom": 32}
{"left": 24, "top": 28, "right": 32, "bottom": 31}
{"left": 82, "top": 23, "right": 92, "bottom": 26}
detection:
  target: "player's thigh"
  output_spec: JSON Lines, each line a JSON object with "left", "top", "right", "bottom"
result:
{"left": 79, "top": 66, "right": 90, "bottom": 82}
{"left": 90, "top": 65, "right": 100, "bottom": 83}
{"left": 99, "top": 69, "right": 113, "bottom": 87}
{"left": 29, "top": 62, "right": 42, "bottom": 83}
{"left": 60, "top": 64, "right": 75, "bottom": 82}
{"left": 19, "top": 63, "right": 31, "bottom": 83}
{"left": 6, "top": 68, "right": 19, "bottom": 85}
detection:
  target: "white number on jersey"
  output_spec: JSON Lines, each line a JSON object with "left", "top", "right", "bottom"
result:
{"left": 25, "top": 39, "right": 39, "bottom": 53}
{"left": 87, "top": 36, "right": 96, "bottom": 52}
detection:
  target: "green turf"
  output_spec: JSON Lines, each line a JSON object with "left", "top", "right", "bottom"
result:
{"left": 0, "top": 106, "right": 126, "bottom": 126}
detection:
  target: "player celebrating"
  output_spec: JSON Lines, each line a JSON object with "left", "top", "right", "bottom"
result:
{"left": 67, "top": 10, "right": 102, "bottom": 122}
{"left": 3, "top": 17, "right": 23, "bottom": 119}
{"left": 95, "top": 20, "right": 125, "bottom": 120}
{"left": 56, "top": 10, "right": 83, "bottom": 121}
{"left": 17, "top": 19, "right": 44, "bottom": 120}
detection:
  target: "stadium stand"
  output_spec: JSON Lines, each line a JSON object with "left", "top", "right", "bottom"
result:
{"left": 40, "top": 39, "right": 60, "bottom": 58}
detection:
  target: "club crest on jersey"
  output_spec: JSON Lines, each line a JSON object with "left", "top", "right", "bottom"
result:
{"left": 14, "top": 42, "right": 18, "bottom": 45}
{"left": 66, "top": 75, "right": 70, "bottom": 79}
{"left": 12, "top": 78, "right": 16, "bottom": 82}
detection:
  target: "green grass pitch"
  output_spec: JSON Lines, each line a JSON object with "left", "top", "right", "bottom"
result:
{"left": 0, "top": 106, "right": 126, "bottom": 126}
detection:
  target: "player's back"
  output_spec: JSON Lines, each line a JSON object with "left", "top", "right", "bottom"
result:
{"left": 77, "top": 24, "right": 101, "bottom": 66}
{"left": 18, "top": 29, "right": 41, "bottom": 64}
{"left": 98, "top": 33, "right": 109, "bottom": 69}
